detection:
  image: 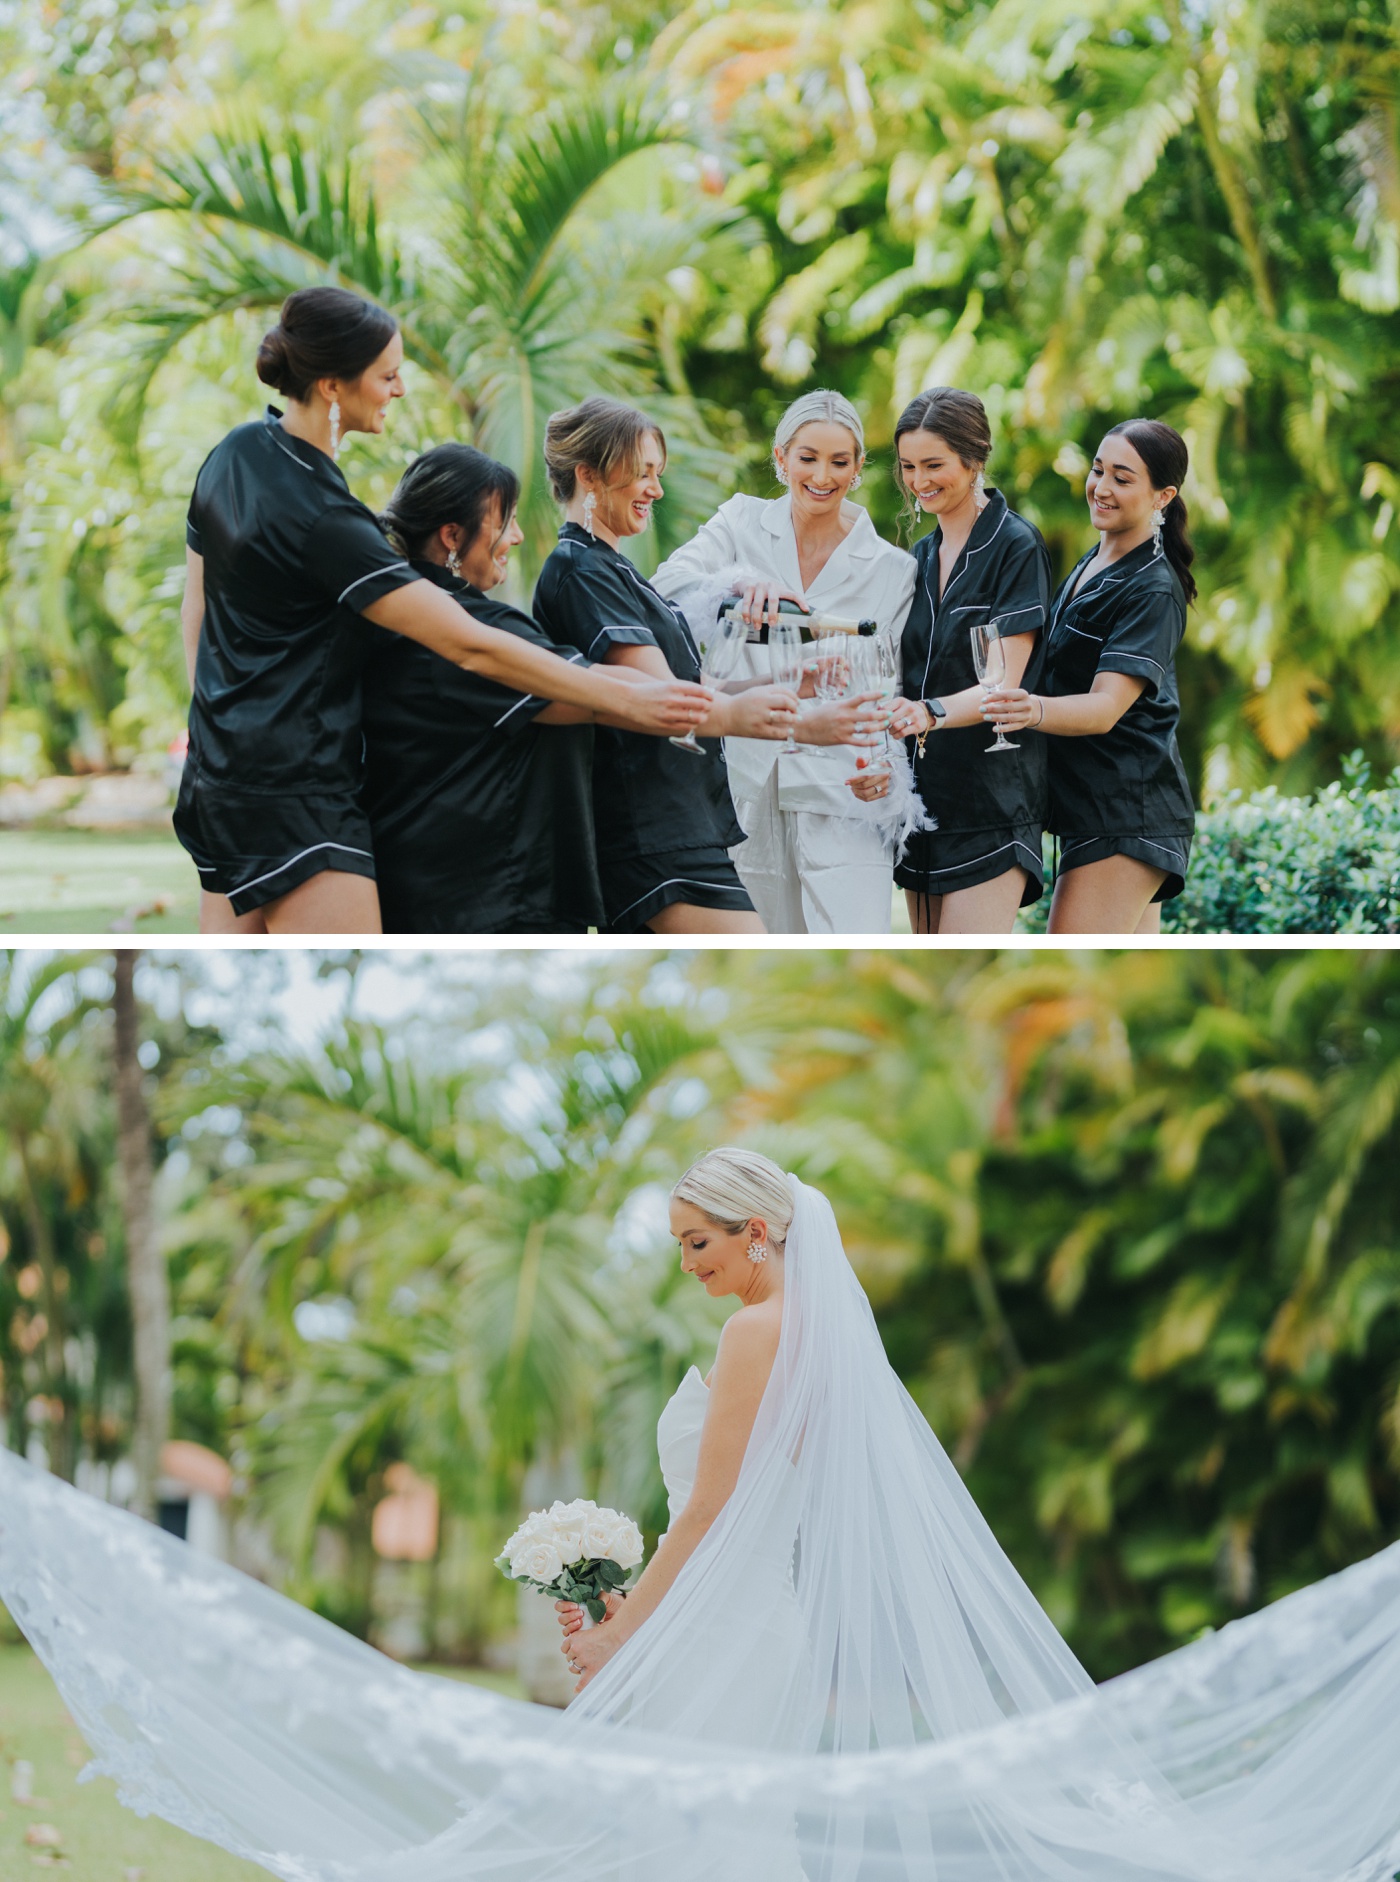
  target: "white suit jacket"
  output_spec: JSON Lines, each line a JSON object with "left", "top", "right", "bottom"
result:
{"left": 653, "top": 494, "right": 917, "bottom": 819}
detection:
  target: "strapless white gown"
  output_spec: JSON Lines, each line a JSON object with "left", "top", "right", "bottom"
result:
{"left": 650, "top": 1367, "right": 809, "bottom": 1879}
{"left": 656, "top": 1364, "right": 709, "bottom": 1537}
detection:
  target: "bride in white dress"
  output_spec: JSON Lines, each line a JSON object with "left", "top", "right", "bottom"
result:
{"left": 555, "top": 1151, "right": 806, "bottom": 1749}
{"left": 4, "top": 1148, "right": 1400, "bottom": 1882}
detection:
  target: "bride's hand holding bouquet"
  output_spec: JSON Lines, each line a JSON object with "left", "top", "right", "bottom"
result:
{"left": 496, "top": 1498, "right": 644, "bottom": 1693}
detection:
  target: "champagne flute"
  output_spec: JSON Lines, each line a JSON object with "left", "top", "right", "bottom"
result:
{"left": 670, "top": 612, "right": 747, "bottom": 754}
{"left": 813, "top": 627, "right": 849, "bottom": 703}
{"left": 971, "top": 619, "right": 1017, "bottom": 753}
{"left": 870, "top": 632, "right": 900, "bottom": 755}
{"left": 768, "top": 618, "right": 804, "bottom": 754}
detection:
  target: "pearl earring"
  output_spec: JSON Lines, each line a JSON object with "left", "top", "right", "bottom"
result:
{"left": 1150, "top": 506, "right": 1165, "bottom": 552}
{"left": 850, "top": 472, "right": 863, "bottom": 490}
{"left": 774, "top": 462, "right": 789, "bottom": 488}
{"left": 582, "top": 491, "right": 597, "bottom": 537}
{"left": 328, "top": 398, "right": 341, "bottom": 458}
{"left": 747, "top": 1239, "right": 768, "bottom": 1264}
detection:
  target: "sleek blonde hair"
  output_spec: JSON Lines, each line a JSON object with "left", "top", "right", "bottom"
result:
{"left": 772, "top": 389, "right": 865, "bottom": 476}
{"left": 671, "top": 1147, "right": 794, "bottom": 1243}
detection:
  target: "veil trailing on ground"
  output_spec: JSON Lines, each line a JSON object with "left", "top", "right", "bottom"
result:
{"left": 5, "top": 1176, "right": 1400, "bottom": 1881}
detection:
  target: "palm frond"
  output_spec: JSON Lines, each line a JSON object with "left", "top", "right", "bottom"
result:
{"left": 134, "top": 126, "right": 408, "bottom": 307}
{"left": 494, "top": 87, "right": 678, "bottom": 305}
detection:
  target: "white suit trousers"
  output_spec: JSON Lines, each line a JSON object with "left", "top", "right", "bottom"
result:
{"left": 732, "top": 768, "right": 893, "bottom": 935}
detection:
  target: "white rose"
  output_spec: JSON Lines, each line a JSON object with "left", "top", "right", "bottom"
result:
{"left": 579, "top": 1509, "right": 617, "bottom": 1559}
{"left": 510, "top": 1539, "right": 564, "bottom": 1584}
{"left": 606, "top": 1516, "right": 644, "bottom": 1570}
{"left": 499, "top": 1510, "right": 548, "bottom": 1561}
{"left": 547, "top": 1500, "right": 588, "bottom": 1562}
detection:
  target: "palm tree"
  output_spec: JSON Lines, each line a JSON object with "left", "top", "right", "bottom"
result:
{"left": 0, "top": 952, "right": 110, "bottom": 1480}
{"left": 113, "top": 76, "right": 744, "bottom": 568}
{"left": 112, "top": 949, "right": 169, "bottom": 1520}
{"left": 175, "top": 973, "right": 725, "bottom": 1651}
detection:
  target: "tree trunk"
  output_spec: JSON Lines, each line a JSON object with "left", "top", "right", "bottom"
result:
{"left": 15, "top": 1131, "right": 74, "bottom": 1481}
{"left": 113, "top": 950, "right": 169, "bottom": 1520}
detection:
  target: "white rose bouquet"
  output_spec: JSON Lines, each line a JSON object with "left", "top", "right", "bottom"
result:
{"left": 496, "top": 1498, "right": 644, "bottom": 1625}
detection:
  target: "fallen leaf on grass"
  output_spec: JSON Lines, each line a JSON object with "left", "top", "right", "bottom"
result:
{"left": 109, "top": 898, "right": 168, "bottom": 932}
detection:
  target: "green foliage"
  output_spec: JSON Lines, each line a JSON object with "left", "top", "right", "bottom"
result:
{"left": 10, "top": 947, "right": 1400, "bottom": 1678}
{"left": 1167, "top": 756, "right": 1400, "bottom": 932}
{"left": 711, "top": 949, "right": 1400, "bottom": 1676}
{"left": 3, "top": 0, "right": 1399, "bottom": 795}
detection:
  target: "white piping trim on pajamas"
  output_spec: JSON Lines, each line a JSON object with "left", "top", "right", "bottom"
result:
{"left": 266, "top": 430, "right": 315, "bottom": 472}
{"left": 338, "top": 563, "right": 413, "bottom": 605}
{"left": 919, "top": 506, "right": 1012, "bottom": 697}
{"left": 585, "top": 624, "right": 649, "bottom": 660}
{"left": 607, "top": 877, "right": 745, "bottom": 927}
{"left": 491, "top": 653, "right": 585, "bottom": 729}
{"left": 1103, "top": 654, "right": 1166, "bottom": 674}
{"left": 235, "top": 841, "right": 374, "bottom": 896}
{"left": 909, "top": 838, "right": 1040, "bottom": 880}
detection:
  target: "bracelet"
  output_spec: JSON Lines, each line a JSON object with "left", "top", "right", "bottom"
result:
{"left": 1033, "top": 696, "right": 1045, "bottom": 727}
{"left": 914, "top": 699, "right": 944, "bottom": 759}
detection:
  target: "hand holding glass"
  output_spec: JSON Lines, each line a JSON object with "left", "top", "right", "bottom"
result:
{"left": 670, "top": 614, "right": 748, "bottom": 753}
{"left": 858, "top": 634, "right": 900, "bottom": 753}
{"left": 971, "top": 620, "right": 1017, "bottom": 753}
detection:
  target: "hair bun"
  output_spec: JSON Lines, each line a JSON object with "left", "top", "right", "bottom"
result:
{"left": 252, "top": 289, "right": 398, "bottom": 403}
{"left": 255, "top": 326, "right": 292, "bottom": 393}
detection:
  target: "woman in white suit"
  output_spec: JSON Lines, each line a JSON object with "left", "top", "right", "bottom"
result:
{"left": 653, "top": 391, "right": 916, "bottom": 934}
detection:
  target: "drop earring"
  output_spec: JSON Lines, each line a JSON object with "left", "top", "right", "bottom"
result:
{"left": 747, "top": 1238, "right": 768, "bottom": 1264}
{"left": 582, "top": 491, "right": 597, "bottom": 537}
{"left": 446, "top": 546, "right": 461, "bottom": 576}
{"left": 974, "top": 467, "right": 986, "bottom": 505}
{"left": 1150, "top": 506, "right": 1164, "bottom": 553}
{"left": 850, "top": 471, "right": 863, "bottom": 490}
{"left": 328, "top": 398, "right": 341, "bottom": 458}
{"left": 774, "top": 460, "right": 789, "bottom": 488}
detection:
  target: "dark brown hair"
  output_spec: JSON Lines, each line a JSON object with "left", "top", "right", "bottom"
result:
{"left": 1103, "top": 419, "right": 1197, "bottom": 605}
{"left": 255, "top": 287, "right": 398, "bottom": 403}
{"left": 892, "top": 388, "right": 992, "bottom": 539}
{"left": 543, "top": 396, "right": 667, "bottom": 502}
{"left": 380, "top": 444, "right": 520, "bottom": 563}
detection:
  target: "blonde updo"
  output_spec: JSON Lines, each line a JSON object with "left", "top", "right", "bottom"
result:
{"left": 772, "top": 389, "right": 865, "bottom": 482}
{"left": 671, "top": 1148, "right": 794, "bottom": 1244}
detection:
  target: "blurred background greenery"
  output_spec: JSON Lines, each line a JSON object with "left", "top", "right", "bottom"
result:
{"left": 0, "top": 0, "right": 1397, "bottom": 810}
{"left": 4, "top": 943, "right": 1400, "bottom": 1689}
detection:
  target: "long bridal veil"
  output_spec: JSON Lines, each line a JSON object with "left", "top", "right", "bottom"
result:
{"left": 5, "top": 1176, "right": 1400, "bottom": 1882}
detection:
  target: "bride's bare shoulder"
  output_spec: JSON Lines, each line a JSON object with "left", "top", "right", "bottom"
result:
{"left": 716, "top": 1301, "right": 782, "bottom": 1377}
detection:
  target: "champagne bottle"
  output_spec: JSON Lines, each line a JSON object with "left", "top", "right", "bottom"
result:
{"left": 717, "top": 599, "right": 878, "bottom": 642}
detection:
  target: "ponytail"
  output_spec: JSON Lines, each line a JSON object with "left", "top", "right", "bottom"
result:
{"left": 1158, "top": 492, "right": 1196, "bottom": 606}
{"left": 1103, "top": 419, "right": 1197, "bottom": 605}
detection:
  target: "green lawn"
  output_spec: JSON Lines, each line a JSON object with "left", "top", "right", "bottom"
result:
{"left": 0, "top": 831, "right": 198, "bottom": 934}
{"left": 0, "top": 1642, "right": 523, "bottom": 1880}
{"left": 0, "top": 826, "right": 914, "bottom": 935}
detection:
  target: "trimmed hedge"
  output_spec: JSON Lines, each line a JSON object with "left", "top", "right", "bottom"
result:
{"left": 1014, "top": 757, "right": 1400, "bottom": 934}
